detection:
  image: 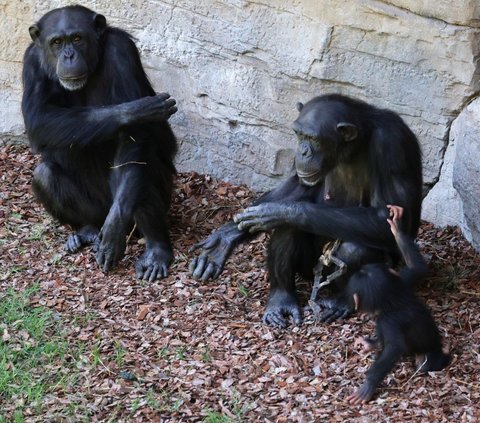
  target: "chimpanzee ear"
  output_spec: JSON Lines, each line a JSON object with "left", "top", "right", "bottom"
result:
{"left": 93, "top": 13, "right": 107, "bottom": 34}
{"left": 336, "top": 122, "right": 358, "bottom": 142}
{"left": 296, "top": 102, "right": 304, "bottom": 112}
{"left": 29, "top": 25, "right": 41, "bottom": 44}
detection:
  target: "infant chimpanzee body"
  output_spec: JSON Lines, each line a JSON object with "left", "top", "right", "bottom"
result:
{"left": 346, "top": 205, "right": 451, "bottom": 404}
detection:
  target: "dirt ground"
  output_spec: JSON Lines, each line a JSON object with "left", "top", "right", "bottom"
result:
{"left": 1, "top": 141, "right": 479, "bottom": 422}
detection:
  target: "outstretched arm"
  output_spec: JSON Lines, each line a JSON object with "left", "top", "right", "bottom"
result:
{"left": 234, "top": 202, "right": 398, "bottom": 252}
{"left": 387, "top": 205, "right": 427, "bottom": 285}
{"left": 189, "top": 175, "right": 315, "bottom": 280}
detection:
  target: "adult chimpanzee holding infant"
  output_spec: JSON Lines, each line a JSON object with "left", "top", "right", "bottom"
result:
{"left": 191, "top": 94, "right": 423, "bottom": 328}
{"left": 22, "top": 5, "right": 178, "bottom": 281}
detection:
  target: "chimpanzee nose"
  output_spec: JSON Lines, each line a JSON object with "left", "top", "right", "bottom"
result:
{"left": 64, "top": 47, "right": 74, "bottom": 59}
{"left": 300, "top": 142, "right": 312, "bottom": 158}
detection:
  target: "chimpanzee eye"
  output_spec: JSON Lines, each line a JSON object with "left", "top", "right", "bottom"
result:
{"left": 72, "top": 34, "right": 82, "bottom": 42}
{"left": 51, "top": 37, "right": 62, "bottom": 45}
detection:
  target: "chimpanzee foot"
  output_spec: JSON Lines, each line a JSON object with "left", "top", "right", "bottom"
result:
{"left": 263, "top": 290, "right": 303, "bottom": 328}
{"left": 65, "top": 225, "right": 99, "bottom": 253}
{"left": 354, "top": 337, "right": 378, "bottom": 354}
{"left": 416, "top": 351, "right": 451, "bottom": 373}
{"left": 135, "top": 246, "right": 173, "bottom": 282}
{"left": 316, "top": 297, "right": 353, "bottom": 323}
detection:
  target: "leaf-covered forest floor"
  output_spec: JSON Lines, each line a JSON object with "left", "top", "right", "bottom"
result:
{"left": 1, "top": 141, "right": 479, "bottom": 422}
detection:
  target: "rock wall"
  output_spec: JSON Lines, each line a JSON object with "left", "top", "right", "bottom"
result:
{"left": 453, "top": 99, "right": 480, "bottom": 251}
{"left": 1, "top": 0, "right": 479, "bottom": 248}
{"left": 424, "top": 98, "right": 480, "bottom": 251}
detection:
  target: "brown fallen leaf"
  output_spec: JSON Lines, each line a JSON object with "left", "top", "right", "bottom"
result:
{"left": 137, "top": 304, "right": 151, "bottom": 321}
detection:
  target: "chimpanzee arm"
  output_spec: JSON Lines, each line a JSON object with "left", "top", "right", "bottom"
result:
{"left": 23, "top": 93, "right": 176, "bottom": 152}
{"left": 387, "top": 205, "right": 428, "bottom": 286}
{"left": 189, "top": 175, "right": 314, "bottom": 280}
{"left": 235, "top": 203, "right": 399, "bottom": 252}
{"left": 397, "top": 237, "right": 427, "bottom": 286}
{"left": 235, "top": 118, "right": 423, "bottom": 253}
{"left": 22, "top": 35, "right": 176, "bottom": 153}
{"left": 349, "top": 317, "right": 407, "bottom": 404}
{"left": 348, "top": 341, "right": 405, "bottom": 404}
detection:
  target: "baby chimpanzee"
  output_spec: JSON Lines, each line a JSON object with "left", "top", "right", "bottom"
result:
{"left": 346, "top": 205, "right": 450, "bottom": 405}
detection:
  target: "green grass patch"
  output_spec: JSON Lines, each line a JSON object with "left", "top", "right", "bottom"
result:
{"left": 27, "top": 224, "right": 46, "bottom": 241}
{"left": 203, "top": 411, "right": 235, "bottom": 423}
{"left": 237, "top": 283, "right": 248, "bottom": 298}
{"left": 0, "top": 285, "right": 81, "bottom": 420}
{"left": 203, "top": 391, "right": 248, "bottom": 423}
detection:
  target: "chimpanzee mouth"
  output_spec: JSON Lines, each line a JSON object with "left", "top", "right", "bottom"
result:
{"left": 59, "top": 74, "right": 88, "bottom": 91}
{"left": 297, "top": 171, "right": 322, "bottom": 187}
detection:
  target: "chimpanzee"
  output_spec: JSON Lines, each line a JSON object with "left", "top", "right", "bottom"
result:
{"left": 190, "top": 94, "right": 423, "bottom": 327}
{"left": 22, "top": 6, "right": 178, "bottom": 281}
{"left": 346, "top": 205, "right": 450, "bottom": 405}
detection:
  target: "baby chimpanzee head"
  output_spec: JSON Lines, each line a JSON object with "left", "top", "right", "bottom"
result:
{"left": 347, "top": 263, "right": 403, "bottom": 313}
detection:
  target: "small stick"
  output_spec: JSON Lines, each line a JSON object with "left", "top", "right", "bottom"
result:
{"left": 401, "top": 356, "right": 428, "bottom": 388}
{"left": 126, "top": 223, "right": 137, "bottom": 244}
{"left": 110, "top": 161, "right": 147, "bottom": 169}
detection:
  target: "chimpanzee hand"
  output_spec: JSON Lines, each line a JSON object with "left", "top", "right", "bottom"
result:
{"left": 135, "top": 246, "right": 172, "bottom": 282}
{"left": 386, "top": 204, "right": 403, "bottom": 237}
{"left": 65, "top": 225, "right": 99, "bottom": 253}
{"left": 347, "top": 382, "right": 376, "bottom": 405}
{"left": 263, "top": 289, "right": 303, "bottom": 328}
{"left": 122, "top": 93, "right": 177, "bottom": 125}
{"left": 316, "top": 297, "right": 353, "bottom": 323}
{"left": 189, "top": 228, "right": 237, "bottom": 281}
{"left": 234, "top": 203, "right": 300, "bottom": 233}
{"left": 94, "top": 224, "right": 126, "bottom": 273}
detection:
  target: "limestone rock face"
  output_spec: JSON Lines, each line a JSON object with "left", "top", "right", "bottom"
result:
{"left": 452, "top": 100, "right": 480, "bottom": 250}
{"left": 1, "top": 0, "right": 479, "bottom": 248}
{"left": 382, "top": 0, "right": 480, "bottom": 27}
{"left": 423, "top": 98, "right": 480, "bottom": 250}
{"left": 421, "top": 137, "right": 464, "bottom": 229}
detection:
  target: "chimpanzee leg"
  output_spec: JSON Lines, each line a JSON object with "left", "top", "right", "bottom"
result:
{"left": 134, "top": 166, "right": 174, "bottom": 282}
{"left": 264, "top": 228, "right": 320, "bottom": 328}
{"left": 32, "top": 162, "right": 109, "bottom": 252}
{"left": 95, "top": 136, "right": 145, "bottom": 272}
{"left": 417, "top": 351, "right": 451, "bottom": 373}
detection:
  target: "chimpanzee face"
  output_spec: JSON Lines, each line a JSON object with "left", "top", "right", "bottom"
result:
{"left": 292, "top": 98, "right": 359, "bottom": 187}
{"left": 29, "top": 9, "right": 106, "bottom": 91}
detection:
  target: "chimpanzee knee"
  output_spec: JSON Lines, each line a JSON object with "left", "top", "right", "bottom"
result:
{"left": 32, "top": 162, "right": 55, "bottom": 195}
{"left": 31, "top": 162, "right": 70, "bottom": 223}
{"left": 335, "top": 242, "right": 386, "bottom": 269}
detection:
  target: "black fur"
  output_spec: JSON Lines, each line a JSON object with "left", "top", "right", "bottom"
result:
{"left": 22, "top": 5, "right": 178, "bottom": 281}
{"left": 346, "top": 220, "right": 450, "bottom": 404}
{"left": 191, "top": 94, "right": 423, "bottom": 328}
